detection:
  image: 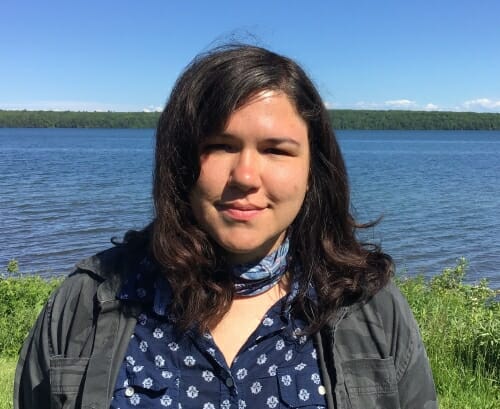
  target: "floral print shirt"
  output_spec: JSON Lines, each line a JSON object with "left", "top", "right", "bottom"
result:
{"left": 111, "top": 262, "right": 327, "bottom": 409}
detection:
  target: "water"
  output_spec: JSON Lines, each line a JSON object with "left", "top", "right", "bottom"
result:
{"left": 1, "top": 128, "right": 499, "bottom": 288}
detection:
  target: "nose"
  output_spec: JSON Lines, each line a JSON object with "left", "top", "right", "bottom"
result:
{"left": 228, "top": 150, "right": 261, "bottom": 191}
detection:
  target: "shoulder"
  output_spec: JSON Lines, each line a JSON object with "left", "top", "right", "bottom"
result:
{"left": 341, "top": 281, "right": 415, "bottom": 328}
{"left": 54, "top": 244, "right": 145, "bottom": 303}
{"left": 321, "top": 282, "right": 437, "bottom": 407}
{"left": 14, "top": 246, "right": 143, "bottom": 408}
{"left": 360, "top": 281, "right": 416, "bottom": 331}
{"left": 335, "top": 281, "right": 421, "bottom": 375}
{"left": 337, "top": 282, "right": 423, "bottom": 379}
{"left": 352, "top": 284, "right": 437, "bottom": 406}
{"left": 16, "top": 245, "right": 143, "bottom": 368}
{"left": 37, "top": 245, "right": 146, "bottom": 351}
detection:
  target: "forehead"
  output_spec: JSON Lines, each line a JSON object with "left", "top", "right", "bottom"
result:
{"left": 198, "top": 89, "right": 309, "bottom": 147}
{"left": 217, "top": 93, "right": 307, "bottom": 145}
{"left": 235, "top": 89, "right": 298, "bottom": 113}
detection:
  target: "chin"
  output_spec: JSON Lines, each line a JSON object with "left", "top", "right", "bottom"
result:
{"left": 218, "top": 237, "right": 282, "bottom": 264}
{"left": 222, "top": 242, "right": 264, "bottom": 255}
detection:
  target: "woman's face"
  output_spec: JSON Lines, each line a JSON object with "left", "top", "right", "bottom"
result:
{"left": 189, "top": 90, "right": 310, "bottom": 264}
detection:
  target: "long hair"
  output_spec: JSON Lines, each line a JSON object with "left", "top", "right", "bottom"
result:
{"left": 125, "top": 44, "right": 392, "bottom": 332}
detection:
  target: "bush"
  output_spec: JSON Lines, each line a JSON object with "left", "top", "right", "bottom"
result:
{"left": 398, "top": 258, "right": 500, "bottom": 407}
{"left": 0, "top": 262, "right": 61, "bottom": 357}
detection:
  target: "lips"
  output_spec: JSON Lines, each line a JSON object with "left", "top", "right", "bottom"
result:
{"left": 216, "top": 202, "right": 266, "bottom": 221}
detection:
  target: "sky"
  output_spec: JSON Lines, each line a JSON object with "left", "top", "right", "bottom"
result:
{"left": 1, "top": 0, "right": 499, "bottom": 113}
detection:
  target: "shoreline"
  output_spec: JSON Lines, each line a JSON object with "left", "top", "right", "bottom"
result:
{"left": 2, "top": 109, "right": 500, "bottom": 130}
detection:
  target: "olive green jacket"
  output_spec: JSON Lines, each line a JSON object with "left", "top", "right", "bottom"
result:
{"left": 14, "top": 246, "right": 437, "bottom": 409}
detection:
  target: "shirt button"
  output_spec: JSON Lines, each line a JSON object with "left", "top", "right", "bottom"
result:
{"left": 318, "top": 385, "right": 326, "bottom": 395}
{"left": 225, "top": 377, "right": 234, "bottom": 388}
{"left": 125, "top": 386, "right": 135, "bottom": 397}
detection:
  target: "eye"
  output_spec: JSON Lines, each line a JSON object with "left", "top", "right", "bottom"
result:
{"left": 264, "top": 147, "right": 290, "bottom": 155}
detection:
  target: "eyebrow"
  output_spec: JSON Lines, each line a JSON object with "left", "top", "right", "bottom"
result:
{"left": 265, "top": 137, "right": 301, "bottom": 147}
{"left": 217, "top": 133, "right": 302, "bottom": 147}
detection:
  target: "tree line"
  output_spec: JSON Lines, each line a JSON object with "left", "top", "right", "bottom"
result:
{"left": 1, "top": 109, "right": 500, "bottom": 130}
{"left": 0, "top": 111, "right": 160, "bottom": 129}
{"left": 329, "top": 110, "right": 500, "bottom": 130}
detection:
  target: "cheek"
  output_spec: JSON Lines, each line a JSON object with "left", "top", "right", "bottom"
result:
{"left": 195, "top": 164, "right": 226, "bottom": 199}
{"left": 290, "top": 170, "right": 309, "bottom": 211}
{"left": 269, "top": 168, "right": 309, "bottom": 204}
{"left": 189, "top": 185, "right": 218, "bottom": 231}
{"left": 292, "top": 181, "right": 308, "bottom": 209}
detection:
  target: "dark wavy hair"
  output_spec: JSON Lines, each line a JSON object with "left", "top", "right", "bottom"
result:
{"left": 124, "top": 44, "right": 393, "bottom": 332}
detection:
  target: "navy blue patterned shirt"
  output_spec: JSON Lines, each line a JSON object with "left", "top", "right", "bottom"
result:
{"left": 111, "top": 260, "right": 327, "bottom": 409}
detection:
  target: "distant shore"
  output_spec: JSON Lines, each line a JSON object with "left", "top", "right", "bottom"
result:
{"left": 1, "top": 109, "right": 500, "bottom": 130}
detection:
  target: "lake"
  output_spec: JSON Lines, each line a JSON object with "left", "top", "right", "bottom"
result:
{"left": 1, "top": 128, "right": 499, "bottom": 288}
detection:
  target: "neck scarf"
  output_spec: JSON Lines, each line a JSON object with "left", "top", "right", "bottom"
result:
{"left": 232, "top": 238, "right": 290, "bottom": 296}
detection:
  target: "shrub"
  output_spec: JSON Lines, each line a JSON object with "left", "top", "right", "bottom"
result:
{"left": 0, "top": 269, "right": 61, "bottom": 357}
{"left": 398, "top": 258, "right": 500, "bottom": 406}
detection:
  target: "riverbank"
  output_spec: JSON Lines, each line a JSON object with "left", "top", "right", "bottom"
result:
{"left": 1, "top": 258, "right": 498, "bottom": 408}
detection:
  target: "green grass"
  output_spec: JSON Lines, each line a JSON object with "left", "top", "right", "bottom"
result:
{"left": 1, "top": 258, "right": 499, "bottom": 407}
{"left": 397, "top": 258, "right": 500, "bottom": 408}
{"left": 0, "top": 357, "right": 16, "bottom": 409}
{"left": 0, "top": 270, "right": 61, "bottom": 358}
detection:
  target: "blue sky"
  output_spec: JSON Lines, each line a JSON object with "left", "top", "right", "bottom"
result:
{"left": 1, "top": 0, "right": 499, "bottom": 112}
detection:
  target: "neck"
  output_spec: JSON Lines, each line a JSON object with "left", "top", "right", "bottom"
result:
{"left": 231, "top": 237, "right": 290, "bottom": 297}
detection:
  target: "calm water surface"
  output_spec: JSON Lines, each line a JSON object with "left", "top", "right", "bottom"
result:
{"left": 1, "top": 128, "right": 499, "bottom": 288}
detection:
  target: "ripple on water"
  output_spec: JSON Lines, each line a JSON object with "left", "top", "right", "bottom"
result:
{"left": 1, "top": 129, "right": 499, "bottom": 289}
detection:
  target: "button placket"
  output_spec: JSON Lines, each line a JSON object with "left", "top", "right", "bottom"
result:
{"left": 225, "top": 377, "right": 234, "bottom": 388}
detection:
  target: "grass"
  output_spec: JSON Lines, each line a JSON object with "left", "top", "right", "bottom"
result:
{"left": 0, "top": 267, "right": 61, "bottom": 358}
{"left": 0, "top": 357, "right": 16, "bottom": 409}
{"left": 397, "top": 258, "right": 499, "bottom": 408}
{"left": 1, "top": 258, "right": 499, "bottom": 408}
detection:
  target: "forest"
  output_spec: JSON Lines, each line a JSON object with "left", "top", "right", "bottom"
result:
{"left": 1, "top": 109, "right": 500, "bottom": 130}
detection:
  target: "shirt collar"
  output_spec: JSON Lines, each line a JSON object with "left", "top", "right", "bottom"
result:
{"left": 117, "top": 257, "right": 172, "bottom": 317}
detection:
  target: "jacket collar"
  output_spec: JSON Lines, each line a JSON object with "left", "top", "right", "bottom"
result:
{"left": 74, "top": 246, "right": 138, "bottom": 304}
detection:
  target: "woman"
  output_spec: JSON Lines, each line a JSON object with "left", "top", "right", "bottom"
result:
{"left": 15, "top": 45, "right": 437, "bottom": 409}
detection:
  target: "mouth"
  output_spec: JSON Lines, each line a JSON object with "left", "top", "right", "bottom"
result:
{"left": 216, "top": 202, "right": 266, "bottom": 221}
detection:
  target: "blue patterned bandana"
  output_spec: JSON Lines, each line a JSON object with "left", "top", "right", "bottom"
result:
{"left": 232, "top": 238, "right": 290, "bottom": 296}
